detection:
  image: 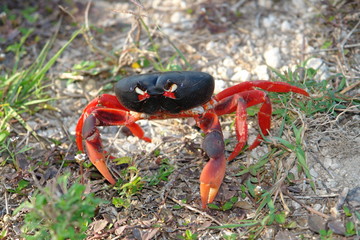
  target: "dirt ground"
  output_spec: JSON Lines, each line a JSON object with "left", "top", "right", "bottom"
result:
{"left": 1, "top": 0, "right": 360, "bottom": 239}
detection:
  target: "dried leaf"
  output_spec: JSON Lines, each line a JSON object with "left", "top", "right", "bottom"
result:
{"left": 327, "top": 219, "right": 346, "bottom": 236}
{"left": 115, "top": 225, "right": 128, "bottom": 236}
{"left": 308, "top": 215, "right": 326, "bottom": 233}
{"left": 92, "top": 219, "right": 108, "bottom": 233}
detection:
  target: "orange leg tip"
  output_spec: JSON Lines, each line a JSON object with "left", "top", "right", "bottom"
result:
{"left": 200, "top": 182, "right": 220, "bottom": 209}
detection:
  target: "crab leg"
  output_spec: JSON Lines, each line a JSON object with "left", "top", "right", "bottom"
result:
{"left": 214, "top": 90, "right": 273, "bottom": 160}
{"left": 76, "top": 95, "right": 151, "bottom": 185}
{"left": 196, "top": 111, "right": 226, "bottom": 208}
{"left": 76, "top": 94, "right": 130, "bottom": 151}
{"left": 214, "top": 80, "right": 309, "bottom": 101}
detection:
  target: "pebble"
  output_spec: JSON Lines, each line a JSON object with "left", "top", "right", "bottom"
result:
{"left": 223, "top": 57, "right": 236, "bottom": 68}
{"left": 323, "top": 156, "right": 333, "bottom": 169}
{"left": 309, "top": 168, "right": 318, "bottom": 178}
{"left": 291, "top": 0, "right": 307, "bottom": 13}
{"left": 281, "top": 20, "right": 292, "bottom": 32}
{"left": 231, "top": 69, "right": 251, "bottom": 82}
{"left": 217, "top": 66, "right": 233, "bottom": 79}
{"left": 306, "top": 58, "right": 330, "bottom": 80}
{"left": 263, "top": 14, "right": 276, "bottom": 28}
{"left": 170, "top": 11, "right": 184, "bottom": 24}
{"left": 254, "top": 65, "right": 269, "bottom": 80}
{"left": 214, "top": 79, "right": 227, "bottom": 93}
{"left": 264, "top": 47, "right": 282, "bottom": 68}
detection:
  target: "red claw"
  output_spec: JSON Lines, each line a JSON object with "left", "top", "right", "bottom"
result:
{"left": 200, "top": 155, "right": 226, "bottom": 208}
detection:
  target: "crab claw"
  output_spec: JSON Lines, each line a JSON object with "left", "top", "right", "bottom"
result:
{"left": 82, "top": 114, "right": 116, "bottom": 185}
{"left": 199, "top": 130, "right": 226, "bottom": 209}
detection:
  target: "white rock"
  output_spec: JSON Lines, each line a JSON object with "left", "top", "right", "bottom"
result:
{"left": 263, "top": 15, "right": 276, "bottom": 28}
{"left": 313, "top": 203, "right": 322, "bottom": 211}
{"left": 309, "top": 168, "right": 318, "bottom": 178}
{"left": 281, "top": 20, "right": 292, "bottom": 32}
{"left": 223, "top": 57, "right": 236, "bottom": 68}
{"left": 214, "top": 79, "right": 226, "bottom": 93}
{"left": 254, "top": 65, "right": 269, "bottom": 79}
{"left": 264, "top": 47, "right": 282, "bottom": 68}
{"left": 258, "top": 0, "right": 272, "bottom": 8}
{"left": 231, "top": 69, "right": 251, "bottom": 82}
{"left": 205, "top": 41, "right": 216, "bottom": 52}
{"left": 292, "top": 0, "right": 307, "bottom": 13}
{"left": 170, "top": 12, "right": 183, "bottom": 24}
{"left": 217, "top": 66, "right": 233, "bottom": 79}
{"left": 323, "top": 156, "right": 333, "bottom": 169}
{"left": 306, "top": 58, "right": 330, "bottom": 80}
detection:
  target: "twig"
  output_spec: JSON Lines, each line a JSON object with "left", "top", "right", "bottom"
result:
{"left": 340, "top": 81, "right": 360, "bottom": 95}
{"left": 3, "top": 184, "right": 9, "bottom": 215}
{"left": 167, "top": 196, "right": 224, "bottom": 226}
{"left": 283, "top": 190, "right": 331, "bottom": 219}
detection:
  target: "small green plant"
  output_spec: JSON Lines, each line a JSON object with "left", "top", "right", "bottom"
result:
{"left": 319, "top": 229, "right": 333, "bottom": 240}
{"left": 14, "top": 174, "right": 105, "bottom": 240}
{"left": 112, "top": 157, "right": 144, "bottom": 208}
{"left": 223, "top": 233, "right": 238, "bottom": 240}
{"left": 208, "top": 197, "right": 239, "bottom": 211}
{"left": 178, "top": 229, "right": 198, "bottom": 240}
{"left": 7, "top": 179, "right": 30, "bottom": 195}
{"left": 270, "top": 123, "right": 315, "bottom": 190}
{"left": 146, "top": 158, "right": 175, "bottom": 186}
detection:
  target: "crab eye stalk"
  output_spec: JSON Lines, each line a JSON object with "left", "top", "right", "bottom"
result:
{"left": 135, "top": 86, "right": 150, "bottom": 101}
{"left": 163, "top": 82, "right": 177, "bottom": 99}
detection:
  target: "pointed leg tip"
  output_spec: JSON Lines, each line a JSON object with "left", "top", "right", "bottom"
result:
{"left": 200, "top": 182, "right": 220, "bottom": 209}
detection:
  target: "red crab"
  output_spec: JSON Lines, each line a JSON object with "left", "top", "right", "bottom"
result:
{"left": 75, "top": 71, "right": 309, "bottom": 209}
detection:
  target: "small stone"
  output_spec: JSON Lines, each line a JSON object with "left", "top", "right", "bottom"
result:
{"left": 214, "top": 79, "right": 226, "bottom": 93}
{"left": 223, "top": 57, "right": 236, "bottom": 68}
{"left": 306, "top": 58, "right": 330, "bottom": 80}
{"left": 313, "top": 203, "right": 322, "bottom": 211}
{"left": 281, "top": 21, "right": 292, "bottom": 32}
{"left": 170, "top": 12, "right": 183, "bottom": 23}
{"left": 254, "top": 65, "right": 269, "bottom": 79}
{"left": 309, "top": 168, "right": 318, "bottom": 178}
{"left": 263, "top": 15, "right": 276, "bottom": 28}
{"left": 258, "top": 0, "right": 273, "bottom": 8}
{"left": 217, "top": 66, "right": 233, "bottom": 79}
{"left": 264, "top": 47, "right": 282, "bottom": 68}
{"left": 231, "top": 69, "right": 251, "bottom": 82}
{"left": 323, "top": 156, "right": 333, "bottom": 169}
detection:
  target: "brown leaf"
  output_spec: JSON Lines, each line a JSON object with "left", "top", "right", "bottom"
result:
{"left": 308, "top": 215, "right": 326, "bottom": 233}
{"left": 115, "top": 225, "right": 128, "bottom": 236}
{"left": 142, "top": 228, "right": 160, "bottom": 240}
{"left": 275, "top": 230, "right": 297, "bottom": 240}
{"left": 91, "top": 219, "right": 108, "bottom": 233}
{"left": 327, "top": 219, "right": 346, "bottom": 236}
{"left": 234, "top": 201, "right": 253, "bottom": 210}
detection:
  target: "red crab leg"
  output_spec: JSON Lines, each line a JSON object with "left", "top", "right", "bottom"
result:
{"left": 214, "top": 80, "right": 309, "bottom": 101}
{"left": 76, "top": 94, "right": 129, "bottom": 151}
{"left": 80, "top": 108, "right": 153, "bottom": 185}
{"left": 214, "top": 90, "right": 272, "bottom": 160}
{"left": 76, "top": 94, "right": 152, "bottom": 184}
{"left": 196, "top": 111, "right": 226, "bottom": 208}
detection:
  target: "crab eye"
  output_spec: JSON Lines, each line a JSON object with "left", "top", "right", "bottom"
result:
{"left": 163, "top": 81, "right": 177, "bottom": 99}
{"left": 135, "top": 86, "right": 150, "bottom": 101}
{"left": 164, "top": 81, "right": 178, "bottom": 92}
{"left": 167, "top": 83, "right": 177, "bottom": 92}
{"left": 135, "top": 86, "right": 146, "bottom": 95}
